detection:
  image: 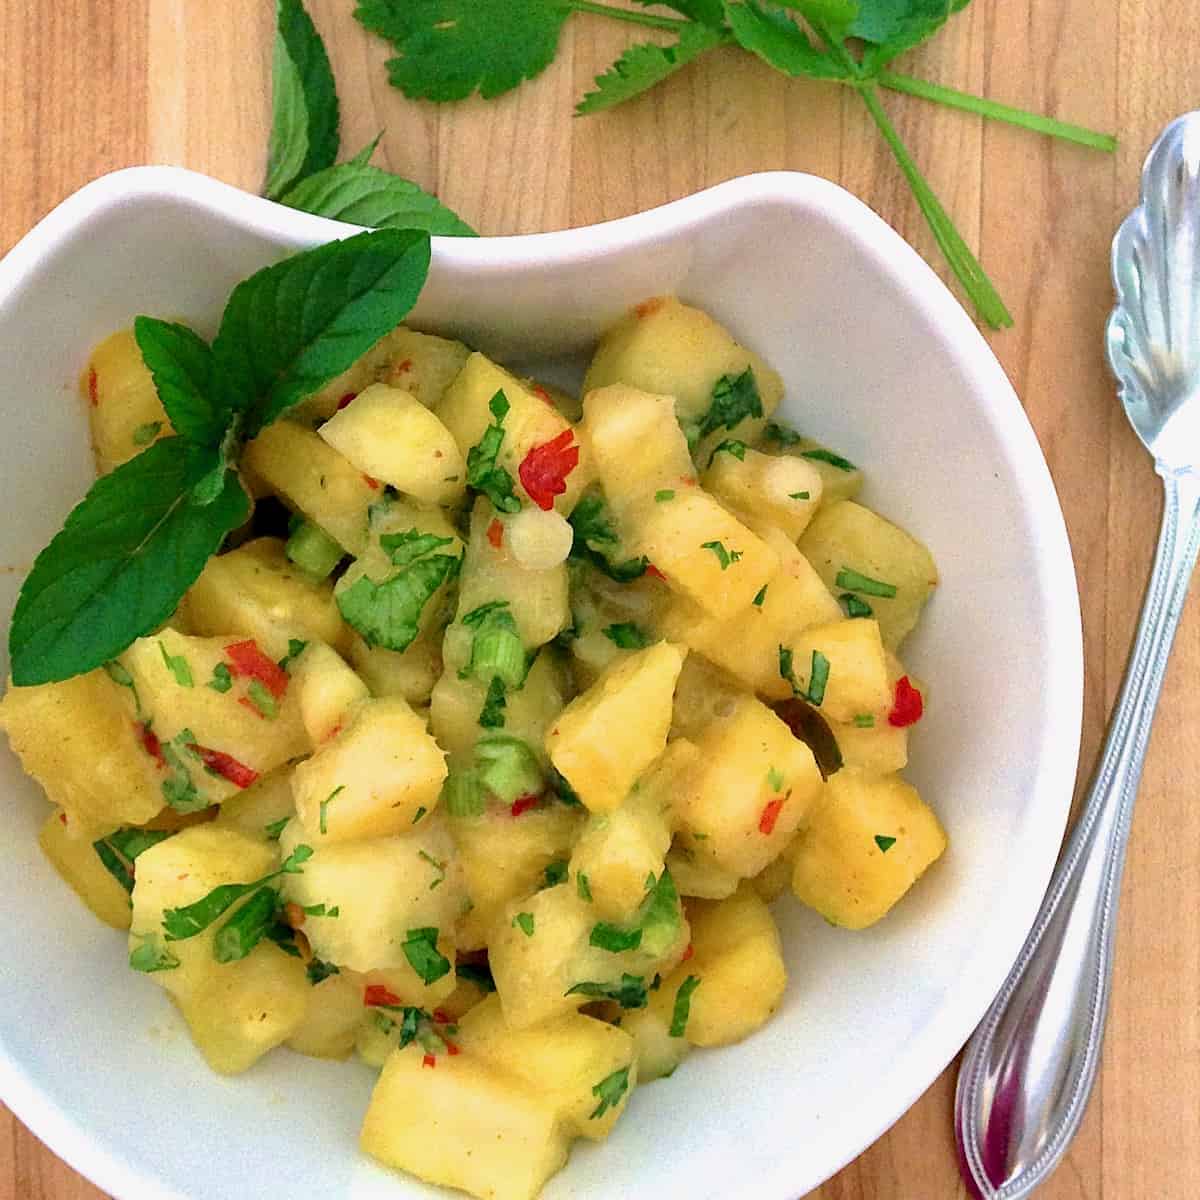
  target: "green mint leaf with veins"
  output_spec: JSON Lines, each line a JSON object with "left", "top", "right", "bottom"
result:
{"left": 349, "top": 134, "right": 383, "bottom": 168}
{"left": 7, "top": 438, "right": 249, "bottom": 686}
{"left": 577, "top": 25, "right": 725, "bottom": 116}
{"left": 215, "top": 228, "right": 431, "bottom": 436}
{"left": 133, "top": 318, "right": 224, "bottom": 446}
{"left": 354, "top": 0, "right": 570, "bottom": 102}
{"left": 265, "top": 0, "right": 340, "bottom": 200}
{"left": 336, "top": 551, "right": 460, "bottom": 652}
{"left": 723, "top": 1, "right": 852, "bottom": 81}
{"left": 280, "top": 162, "right": 477, "bottom": 236}
{"left": 697, "top": 368, "right": 764, "bottom": 440}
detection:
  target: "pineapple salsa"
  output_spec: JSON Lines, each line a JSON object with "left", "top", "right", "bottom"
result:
{"left": 1, "top": 287, "right": 946, "bottom": 1200}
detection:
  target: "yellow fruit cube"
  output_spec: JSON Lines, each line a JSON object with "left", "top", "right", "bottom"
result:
{"left": 39, "top": 809, "right": 133, "bottom": 930}
{"left": 85, "top": 329, "right": 169, "bottom": 474}
{"left": 784, "top": 618, "right": 892, "bottom": 725}
{"left": 702, "top": 445, "right": 823, "bottom": 542}
{"left": 286, "top": 971, "right": 362, "bottom": 1060}
{"left": 288, "top": 641, "right": 370, "bottom": 747}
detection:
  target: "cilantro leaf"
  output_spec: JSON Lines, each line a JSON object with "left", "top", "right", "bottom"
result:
{"left": 266, "top": 0, "right": 340, "bottom": 200}
{"left": 669, "top": 974, "right": 701, "bottom": 1038}
{"left": 8, "top": 438, "right": 249, "bottom": 686}
{"left": 590, "top": 923, "right": 642, "bottom": 953}
{"left": 567, "top": 975, "right": 648, "bottom": 1010}
{"left": 465, "top": 392, "right": 522, "bottom": 513}
{"left": 849, "top": 0, "right": 970, "bottom": 71}
{"left": 568, "top": 490, "right": 649, "bottom": 582}
{"left": 590, "top": 1065, "right": 631, "bottom": 1119}
{"left": 354, "top": 0, "right": 570, "bottom": 102}
{"left": 402, "top": 926, "right": 451, "bottom": 984}
{"left": 213, "top": 885, "right": 279, "bottom": 963}
{"left": 723, "top": 1, "right": 852, "bottom": 81}
{"left": 133, "top": 318, "right": 223, "bottom": 446}
{"left": 215, "top": 228, "right": 431, "bottom": 436}
{"left": 602, "top": 623, "right": 652, "bottom": 650}
{"left": 129, "top": 932, "right": 180, "bottom": 974}
{"left": 875, "top": 834, "right": 897, "bottom": 852}
{"left": 380, "top": 528, "right": 456, "bottom": 567}
{"left": 479, "top": 676, "right": 508, "bottom": 729}
{"left": 696, "top": 368, "right": 764, "bottom": 440}
{"left": 456, "top": 962, "right": 496, "bottom": 992}
{"left": 336, "top": 551, "right": 460, "bottom": 652}
{"left": 576, "top": 25, "right": 724, "bottom": 116}
{"left": 701, "top": 540, "right": 742, "bottom": 570}
{"left": 280, "top": 162, "right": 477, "bottom": 236}
{"left": 307, "top": 957, "right": 340, "bottom": 985}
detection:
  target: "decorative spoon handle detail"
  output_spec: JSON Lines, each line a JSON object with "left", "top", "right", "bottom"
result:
{"left": 955, "top": 469, "right": 1200, "bottom": 1198}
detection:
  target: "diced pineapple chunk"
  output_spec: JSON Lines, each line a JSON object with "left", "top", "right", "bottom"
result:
{"left": 674, "top": 886, "right": 787, "bottom": 1047}
{"left": 798, "top": 500, "right": 938, "bottom": 649}
{"left": 175, "top": 943, "right": 309, "bottom": 1074}
{"left": 830, "top": 716, "right": 909, "bottom": 774}
{"left": 702, "top": 446, "right": 823, "bottom": 542}
{"left": 785, "top": 618, "right": 892, "bottom": 725}
{"left": 286, "top": 971, "right": 362, "bottom": 1060}
{"left": 668, "top": 654, "right": 747, "bottom": 741}
{"left": 676, "top": 695, "right": 822, "bottom": 878}
{"left": 460, "top": 994, "right": 638, "bottom": 1140}
{"left": 754, "top": 433, "right": 865, "bottom": 505}
{"left": 436, "top": 354, "right": 585, "bottom": 512}
{"left": 182, "top": 537, "right": 350, "bottom": 660}
{"left": 361, "top": 1044, "right": 569, "bottom": 1200}
{"left": 453, "top": 803, "right": 584, "bottom": 952}
{"left": 278, "top": 814, "right": 464, "bottom": 988}
{"left": 659, "top": 533, "right": 840, "bottom": 701}
{"left": 580, "top": 384, "right": 696, "bottom": 518}
{"left": 546, "top": 642, "right": 685, "bottom": 815}
{"left": 791, "top": 768, "right": 947, "bottom": 929}
{"left": 85, "top": 329, "right": 169, "bottom": 474}
{"left": 243, "top": 420, "right": 376, "bottom": 555}
{"left": 318, "top": 384, "right": 466, "bottom": 505}
{"left": 349, "top": 629, "right": 442, "bottom": 706}
{"left": 0, "top": 669, "right": 162, "bottom": 829}
{"left": 665, "top": 846, "right": 739, "bottom": 900}
{"left": 750, "top": 844, "right": 796, "bottom": 904}
{"left": 212, "top": 769, "right": 295, "bottom": 838}
{"left": 288, "top": 641, "right": 370, "bottom": 747}
{"left": 632, "top": 491, "right": 778, "bottom": 620}
{"left": 121, "top": 630, "right": 308, "bottom": 805}
{"left": 583, "top": 297, "right": 783, "bottom": 426}
{"left": 568, "top": 741, "right": 695, "bottom": 921}
{"left": 291, "top": 697, "right": 447, "bottom": 842}
{"left": 39, "top": 809, "right": 133, "bottom": 930}
{"left": 621, "top": 992, "right": 691, "bottom": 1082}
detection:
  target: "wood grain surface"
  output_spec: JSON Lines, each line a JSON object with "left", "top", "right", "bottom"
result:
{"left": 1, "top": 2, "right": 1197, "bottom": 1198}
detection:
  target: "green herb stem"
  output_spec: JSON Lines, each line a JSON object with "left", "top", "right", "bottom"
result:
{"left": 857, "top": 83, "right": 1013, "bottom": 330}
{"left": 564, "top": 0, "right": 690, "bottom": 31}
{"left": 877, "top": 72, "right": 1117, "bottom": 152}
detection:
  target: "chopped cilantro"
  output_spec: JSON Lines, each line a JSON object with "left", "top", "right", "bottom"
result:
{"left": 669, "top": 975, "right": 701, "bottom": 1038}
{"left": 567, "top": 974, "right": 647, "bottom": 1010}
{"left": 246, "top": 678, "right": 279, "bottom": 719}
{"left": 543, "top": 860, "right": 569, "bottom": 889}
{"left": 602, "top": 622, "right": 652, "bottom": 650}
{"left": 303, "top": 902, "right": 339, "bottom": 917}
{"left": 465, "top": 390, "right": 522, "bottom": 513}
{"left": 752, "top": 585, "right": 767, "bottom": 607}
{"left": 590, "top": 922, "right": 642, "bottom": 953}
{"left": 337, "top": 550, "right": 460, "bottom": 653}
{"left": 513, "top": 911, "right": 535, "bottom": 937}
{"left": 207, "top": 662, "right": 233, "bottom": 692}
{"left": 701, "top": 540, "right": 741, "bottom": 570}
{"left": 213, "top": 885, "right": 279, "bottom": 963}
{"left": 854, "top": 714, "right": 875, "bottom": 728}
{"left": 568, "top": 490, "right": 649, "bottom": 583}
{"left": 835, "top": 567, "right": 897, "bottom": 598}
{"left": 264, "top": 816, "right": 289, "bottom": 840}
{"left": 577, "top": 871, "right": 593, "bottom": 902}
{"left": 802, "top": 447, "right": 856, "bottom": 471}
{"left": 129, "top": 932, "right": 180, "bottom": 973}
{"left": 875, "top": 835, "right": 897, "bottom": 853}
{"left": 479, "top": 676, "right": 507, "bottom": 728}
{"left": 319, "top": 785, "right": 344, "bottom": 835}
{"left": 456, "top": 962, "right": 496, "bottom": 993}
{"left": 655, "top": 489, "right": 675, "bottom": 502}
{"left": 841, "top": 593, "right": 874, "bottom": 618}
{"left": 767, "top": 766, "right": 785, "bottom": 792}
{"left": 412, "top": 805, "right": 427, "bottom": 824}
{"left": 402, "top": 926, "right": 451, "bottom": 984}
{"left": 696, "top": 368, "right": 763, "bottom": 441}
{"left": 381, "top": 528, "right": 455, "bottom": 567}
{"left": 419, "top": 849, "right": 447, "bottom": 890}
{"left": 306, "top": 957, "right": 340, "bottom": 985}
{"left": 779, "top": 645, "right": 830, "bottom": 707}
{"left": 707, "top": 438, "right": 747, "bottom": 466}
{"left": 762, "top": 420, "right": 802, "bottom": 447}
{"left": 462, "top": 599, "right": 512, "bottom": 628}
{"left": 158, "top": 641, "right": 193, "bottom": 687}
{"left": 589, "top": 1065, "right": 631, "bottom": 1119}
{"left": 278, "top": 638, "right": 309, "bottom": 671}
{"left": 788, "top": 490, "right": 811, "bottom": 500}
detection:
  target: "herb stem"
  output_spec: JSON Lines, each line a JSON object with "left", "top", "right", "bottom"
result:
{"left": 878, "top": 72, "right": 1117, "bottom": 152}
{"left": 857, "top": 83, "right": 1013, "bottom": 330}
{"left": 564, "top": 0, "right": 691, "bottom": 30}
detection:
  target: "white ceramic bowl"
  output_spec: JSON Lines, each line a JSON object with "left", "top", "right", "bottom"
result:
{"left": 0, "top": 168, "right": 1082, "bottom": 1200}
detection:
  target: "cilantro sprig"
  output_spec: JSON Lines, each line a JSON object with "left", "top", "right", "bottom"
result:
{"left": 8, "top": 228, "right": 432, "bottom": 686}
{"left": 354, "top": 0, "right": 1116, "bottom": 327}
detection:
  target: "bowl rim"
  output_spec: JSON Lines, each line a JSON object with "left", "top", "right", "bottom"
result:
{"left": 0, "top": 165, "right": 1084, "bottom": 1200}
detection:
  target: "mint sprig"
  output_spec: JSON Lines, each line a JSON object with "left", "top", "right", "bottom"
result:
{"left": 354, "top": 0, "right": 1116, "bottom": 328}
{"left": 8, "top": 229, "right": 432, "bottom": 686}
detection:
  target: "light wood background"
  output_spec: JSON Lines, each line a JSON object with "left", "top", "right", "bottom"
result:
{"left": 1, "top": 2, "right": 1198, "bottom": 1198}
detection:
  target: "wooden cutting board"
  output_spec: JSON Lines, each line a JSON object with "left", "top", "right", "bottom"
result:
{"left": 1, "top": 3, "right": 1198, "bottom": 1198}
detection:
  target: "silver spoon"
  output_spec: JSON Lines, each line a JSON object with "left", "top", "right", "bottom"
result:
{"left": 955, "top": 110, "right": 1200, "bottom": 1199}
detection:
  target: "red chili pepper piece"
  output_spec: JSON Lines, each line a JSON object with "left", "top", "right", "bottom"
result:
{"left": 518, "top": 429, "right": 579, "bottom": 511}
{"left": 511, "top": 795, "right": 541, "bottom": 818}
{"left": 446, "top": 1042, "right": 461, "bottom": 1057}
{"left": 137, "top": 721, "right": 165, "bottom": 767}
{"left": 87, "top": 367, "right": 99, "bottom": 406}
{"left": 58, "top": 811, "right": 68, "bottom": 826}
{"left": 531, "top": 384, "right": 554, "bottom": 406}
{"left": 635, "top": 297, "right": 666, "bottom": 319}
{"left": 394, "top": 359, "right": 413, "bottom": 374}
{"left": 432, "top": 1009, "right": 451, "bottom": 1026}
{"left": 422, "top": 1054, "right": 437, "bottom": 1069}
{"left": 186, "top": 743, "right": 259, "bottom": 789}
{"left": 487, "top": 519, "right": 504, "bottom": 549}
{"left": 226, "top": 640, "right": 289, "bottom": 699}
{"left": 336, "top": 392, "right": 356, "bottom": 410}
{"left": 362, "top": 474, "right": 380, "bottom": 490}
{"left": 681, "top": 943, "right": 694, "bottom": 962}
{"left": 759, "top": 796, "right": 787, "bottom": 836}
{"left": 645, "top": 564, "right": 667, "bottom": 582}
{"left": 364, "top": 984, "right": 402, "bottom": 1008}
{"left": 888, "top": 676, "right": 924, "bottom": 728}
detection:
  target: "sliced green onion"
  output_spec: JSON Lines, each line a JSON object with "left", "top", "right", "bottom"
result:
{"left": 442, "top": 770, "right": 485, "bottom": 818}
{"left": 286, "top": 519, "right": 344, "bottom": 581}
{"left": 475, "top": 735, "right": 543, "bottom": 803}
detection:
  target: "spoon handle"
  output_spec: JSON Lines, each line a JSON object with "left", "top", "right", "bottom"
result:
{"left": 955, "top": 468, "right": 1200, "bottom": 1199}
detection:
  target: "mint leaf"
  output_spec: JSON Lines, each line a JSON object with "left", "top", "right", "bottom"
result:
{"left": 576, "top": 25, "right": 724, "bottom": 116}
{"left": 8, "top": 438, "right": 249, "bottom": 686}
{"left": 133, "top": 318, "right": 222, "bottom": 446}
{"left": 281, "top": 162, "right": 477, "bottom": 236}
{"left": 215, "top": 228, "right": 431, "bottom": 436}
{"left": 354, "top": 0, "right": 569, "bottom": 102}
{"left": 337, "top": 551, "right": 460, "bottom": 652}
{"left": 266, "top": 0, "right": 340, "bottom": 200}
{"left": 723, "top": 1, "right": 852, "bottom": 81}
